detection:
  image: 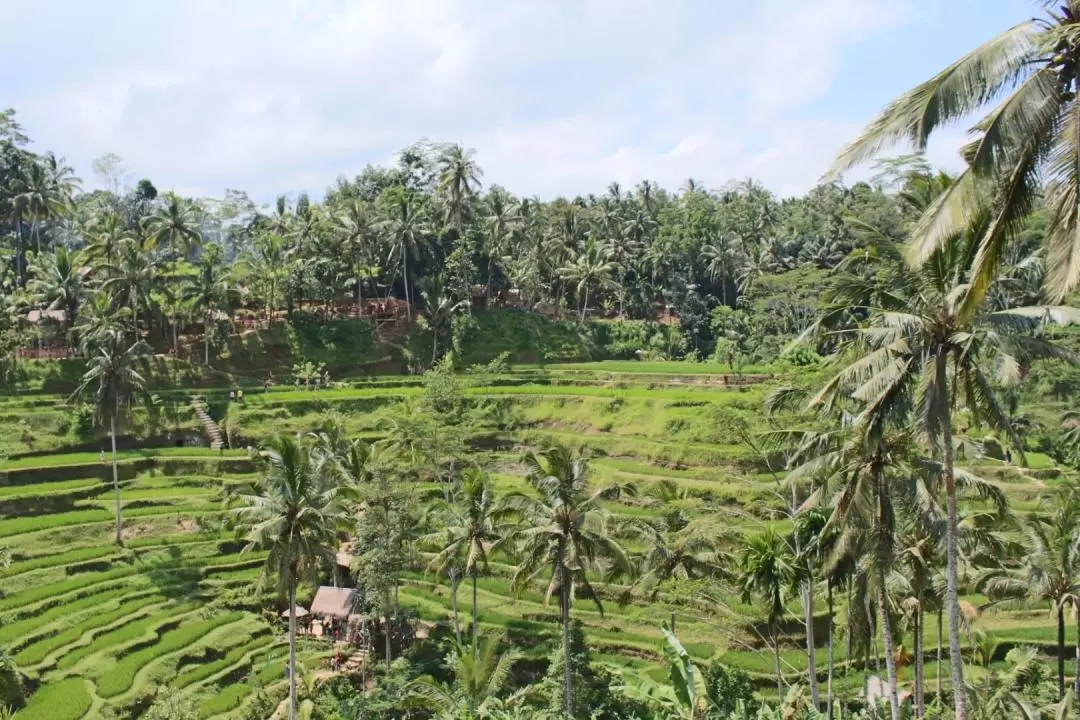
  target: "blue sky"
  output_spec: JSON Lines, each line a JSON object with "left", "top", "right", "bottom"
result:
{"left": 0, "top": 0, "right": 1032, "bottom": 202}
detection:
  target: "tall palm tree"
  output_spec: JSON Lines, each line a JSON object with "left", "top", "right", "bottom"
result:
{"left": 424, "top": 468, "right": 503, "bottom": 655}
{"left": 245, "top": 233, "right": 287, "bottom": 323}
{"left": 183, "top": 243, "right": 233, "bottom": 366}
{"left": 12, "top": 161, "right": 53, "bottom": 259}
{"left": 28, "top": 245, "right": 85, "bottom": 336}
{"left": 70, "top": 328, "right": 151, "bottom": 545}
{"left": 419, "top": 276, "right": 468, "bottom": 366}
{"left": 739, "top": 527, "right": 797, "bottom": 703}
{"left": 556, "top": 238, "right": 618, "bottom": 324}
{"left": 379, "top": 187, "right": 430, "bottom": 322}
{"left": 334, "top": 200, "right": 377, "bottom": 317}
{"left": 234, "top": 436, "right": 350, "bottom": 720}
{"left": 506, "top": 444, "right": 629, "bottom": 717}
{"left": 623, "top": 516, "right": 728, "bottom": 602}
{"left": 145, "top": 194, "right": 201, "bottom": 353}
{"left": 980, "top": 489, "right": 1080, "bottom": 700}
{"left": 437, "top": 144, "right": 483, "bottom": 239}
{"left": 483, "top": 187, "right": 516, "bottom": 301}
{"left": 807, "top": 223, "right": 1078, "bottom": 718}
{"left": 829, "top": 3, "right": 1080, "bottom": 304}
{"left": 86, "top": 211, "right": 132, "bottom": 266}
{"left": 103, "top": 238, "right": 157, "bottom": 341}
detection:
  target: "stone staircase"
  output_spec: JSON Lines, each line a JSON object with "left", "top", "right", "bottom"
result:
{"left": 190, "top": 397, "right": 224, "bottom": 451}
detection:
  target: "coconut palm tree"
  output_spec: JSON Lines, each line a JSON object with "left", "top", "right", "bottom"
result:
{"left": 829, "top": 2, "right": 1080, "bottom": 305}
{"left": 556, "top": 237, "right": 618, "bottom": 324}
{"left": 85, "top": 211, "right": 132, "bottom": 266}
{"left": 379, "top": 187, "right": 430, "bottom": 322}
{"left": 70, "top": 328, "right": 151, "bottom": 545}
{"left": 424, "top": 468, "right": 503, "bottom": 654}
{"left": 406, "top": 636, "right": 520, "bottom": 718}
{"left": 183, "top": 243, "right": 233, "bottom": 366}
{"left": 245, "top": 233, "right": 287, "bottom": 323}
{"left": 103, "top": 238, "right": 158, "bottom": 341}
{"left": 419, "top": 276, "right": 468, "bottom": 366}
{"left": 145, "top": 194, "right": 201, "bottom": 352}
{"left": 738, "top": 527, "right": 797, "bottom": 703}
{"left": 506, "top": 444, "right": 629, "bottom": 717}
{"left": 980, "top": 489, "right": 1080, "bottom": 700}
{"left": 28, "top": 245, "right": 85, "bottom": 336}
{"left": 623, "top": 516, "right": 729, "bottom": 603}
{"left": 483, "top": 187, "right": 516, "bottom": 301}
{"left": 806, "top": 221, "right": 1078, "bottom": 719}
{"left": 438, "top": 144, "right": 483, "bottom": 239}
{"left": 334, "top": 199, "right": 377, "bottom": 317}
{"left": 234, "top": 436, "right": 351, "bottom": 720}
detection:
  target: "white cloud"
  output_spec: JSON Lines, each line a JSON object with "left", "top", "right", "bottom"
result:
{"left": 4, "top": 0, "right": 927, "bottom": 201}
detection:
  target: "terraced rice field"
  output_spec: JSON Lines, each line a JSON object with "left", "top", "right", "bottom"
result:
{"left": 0, "top": 361, "right": 1073, "bottom": 715}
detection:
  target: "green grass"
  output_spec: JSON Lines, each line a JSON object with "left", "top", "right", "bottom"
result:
{"left": 17, "top": 678, "right": 92, "bottom": 720}
{"left": 94, "top": 612, "right": 246, "bottom": 697}
{"left": 535, "top": 361, "right": 777, "bottom": 375}
{"left": 15, "top": 595, "right": 164, "bottom": 667}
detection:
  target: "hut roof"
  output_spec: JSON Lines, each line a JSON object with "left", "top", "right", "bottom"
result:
{"left": 310, "top": 586, "right": 357, "bottom": 619}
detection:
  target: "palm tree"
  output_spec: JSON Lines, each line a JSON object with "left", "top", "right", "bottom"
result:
{"left": 483, "top": 187, "right": 516, "bottom": 301}
{"left": 86, "top": 212, "right": 132, "bottom": 266}
{"left": 379, "top": 187, "right": 430, "bottom": 322}
{"left": 145, "top": 194, "right": 201, "bottom": 353}
{"left": 103, "top": 238, "right": 157, "bottom": 341}
{"left": 624, "top": 516, "right": 728, "bottom": 602}
{"left": 506, "top": 444, "right": 629, "bottom": 717}
{"left": 739, "top": 527, "right": 797, "bottom": 703}
{"left": 980, "top": 489, "right": 1080, "bottom": 700}
{"left": 419, "top": 276, "right": 468, "bottom": 366}
{"left": 70, "top": 328, "right": 151, "bottom": 545}
{"left": 28, "top": 245, "right": 85, "bottom": 336}
{"left": 234, "top": 436, "right": 350, "bottom": 720}
{"left": 829, "top": 4, "right": 1080, "bottom": 304}
{"left": 896, "top": 514, "right": 943, "bottom": 719}
{"left": 183, "top": 243, "right": 233, "bottom": 366}
{"left": 245, "top": 233, "right": 287, "bottom": 323}
{"left": 406, "top": 636, "right": 519, "bottom": 718}
{"left": 424, "top": 468, "right": 503, "bottom": 653}
{"left": 438, "top": 144, "right": 483, "bottom": 239}
{"left": 556, "top": 238, "right": 618, "bottom": 324}
{"left": 807, "top": 219, "right": 1078, "bottom": 718}
{"left": 334, "top": 200, "right": 377, "bottom": 316}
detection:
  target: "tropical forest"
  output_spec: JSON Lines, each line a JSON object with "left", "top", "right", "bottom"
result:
{"left": 4, "top": 5, "right": 1080, "bottom": 720}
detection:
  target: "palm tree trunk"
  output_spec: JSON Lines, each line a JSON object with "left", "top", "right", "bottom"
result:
{"left": 132, "top": 291, "right": 139, "bottom": 341}
{"left": 827, "top": 581, "right": 835, "bottom": 720}
{"left": 402, "top": 243, "right": 412, "bottom": 322}
{"left": 561, "top": 583, "right": 573, "bottom": 717}
{"left": 1074, "top": 598, "right": 1080, "bottom": 702}
{"left": 288, "top": 577, "right": 298, "bottom": 720}
{"left": 172, "top": 311, "right": 178, "bottom": 355}
{"left": 111, "top": 413, "right": 121, "bottom": 546}
{"left": 450, "top": 568, "right": 461, "bottom": 645}
{"left": 580, "top": 283, "right": 589, "bottom": 324}
{"left": 1058, "top": 601, "right": 1066, "bottom": 700}
{"left": 385, "top": 589, "right": 393, "bottom": 665}
{"left": 204, "top": 311, "right": 211, "bottom": 366}
{"left": 936, "top": 607, "right": 943, "bottom": 703}
{"left": 772, "top": 622, "right": 783, "bottom": 703}
{"left": 915, "top": 597, "right": 925, "bottom": 719}
{"left": 846, "top": 579, "right": 853, "bottom": 680}
{"left": 356, "top": 274, "right": 363, "bottom": 317}
{"left": 877, "top": 571, "right": 901, "bottom": 720}
{"left": 804, "top": 573, "right": 820, "bottom": 708}
{"left": 938, "top": 351, "right": 967, "bottom": 719}
{"left": 472, "top": 570, "right": 479, "bottom": 660}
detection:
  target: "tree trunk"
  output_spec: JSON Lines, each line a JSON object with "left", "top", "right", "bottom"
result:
{"left": 561, "top": 583, "right": 573, "bottom": 717}
{"left": 1074, "top": 598, "right": 1080, "bottom": 703}
{"left": 1059, "top": 601, "right": 1067, "bottom": 700}
{"left": 204, "top": 311, "right": 211, "bottom": 366}
{"left": 877, "top": 572, "right": 901, "bottom": 720}
{"left": 846, "top": 579, "right": 853, "bottom": 680}
{"left": 936, "top": 607, "right": 943, "bottom": 703}
{"left": 132, "top": 290, "right": 139, "bottom": 341}
{"left": 288, "top": 577, "right": 298, "bottom": 720}
{"left": 111, "top": 413, "right": 121, "bottom": 546}
{"left": 915, "top": 595, "right": 925, "bottom": 719}
{"left": 450, "top": 568, "right": 461, "bottom": 645}
{"left": 773, "top": 623, "right": 783, "bottom": 703}
{"left": 804, "top": 571, "right": 820, "bottom": 708}
{"left": 356, "top": 275, "right": 363, "bottom": 318}
{"left": 827, "top": 581, "right": 835, "bottom": 720}
{"left": 472, "top": 571, "right": 479, "bottom": 660}
{"left": 939, "top": 350, "right": 967, "bottom": 719}
{"left": 580, "top": 284, "right": 589, "bottom": 325}
{"left": 385, "top": 589, "right": 393, "bottom": 665}
{"left": 402, "top": 243, "right": 412, "bottom": 322}
{"left": 172, "top": 311, "right": 178, "bottom": 355}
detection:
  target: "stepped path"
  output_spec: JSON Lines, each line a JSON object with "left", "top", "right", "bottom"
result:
{"left": 190, "top": 397, "right": 225, "bottom": 450}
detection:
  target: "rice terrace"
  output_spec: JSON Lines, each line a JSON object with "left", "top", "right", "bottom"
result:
{"left": 6, "top": 2, "right": 1080, "bottom": 719}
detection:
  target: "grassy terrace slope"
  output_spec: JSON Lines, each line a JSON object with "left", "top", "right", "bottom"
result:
{"left": 0, "top": 360, "right": 1073, "bottom": 716}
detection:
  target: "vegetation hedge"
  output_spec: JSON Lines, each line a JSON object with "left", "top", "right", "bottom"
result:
{"left": 16, "top": 678, "right": 91, "bottom": 720}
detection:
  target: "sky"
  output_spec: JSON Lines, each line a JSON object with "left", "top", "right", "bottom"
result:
{"left": 0, "top": 0, "right": 1032, "bottom": 202}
